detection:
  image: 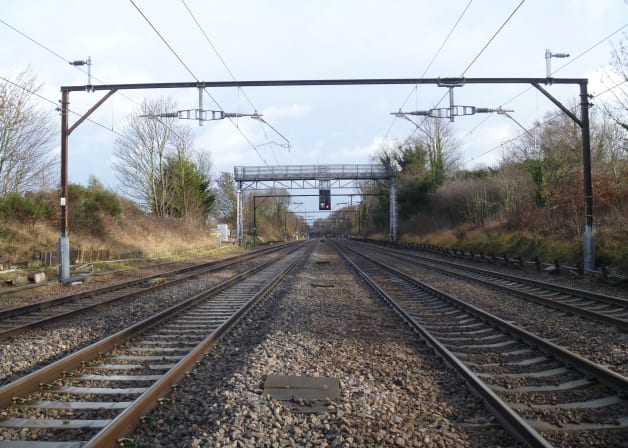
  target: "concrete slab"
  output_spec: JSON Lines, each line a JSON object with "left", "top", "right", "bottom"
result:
{"left": 263, "top": 375, "right": 341, "bottom": 413}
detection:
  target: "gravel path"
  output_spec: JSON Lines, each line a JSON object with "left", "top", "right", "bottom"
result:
{"left": 131, "top": 241, "right": 519, "bottom": 447}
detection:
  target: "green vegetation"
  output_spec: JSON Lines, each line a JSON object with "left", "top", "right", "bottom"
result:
{"left": 0, "top": 178, "right": 222, "bottom": 268}
{"left": 0, "top": 192, "right": 52, "bottom": 225}
{"left": 362, "top": 108, "right": 627, "bottom": 274}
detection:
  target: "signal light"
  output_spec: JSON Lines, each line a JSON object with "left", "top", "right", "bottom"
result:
{"left": 319, "top": 189, "right": 331, "bottom": 210}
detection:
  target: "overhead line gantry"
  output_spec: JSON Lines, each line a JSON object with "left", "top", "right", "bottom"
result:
{"left": 59, "top": 75, "right": 594, "bottom": 282}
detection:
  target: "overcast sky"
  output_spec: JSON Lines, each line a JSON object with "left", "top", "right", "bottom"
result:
{"left": 1, "top": 0, "right": 626, "bottom": 210}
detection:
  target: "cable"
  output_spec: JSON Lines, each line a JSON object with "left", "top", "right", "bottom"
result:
{"left": 179, "top": 0, "right": 290, "bottom": 151}
{"left": 0, "top": 17, "right": 214, "bottom": 149}
{"left": 0, "top": 74, "right": 124, "bottom": 136}
{"left": 460, "top": 0, "right": 526, "bottom": 76}
{"left": 398, "top": 0, "right": 474, "bottom": 109}
{"left": 389, "top": 1, "right": 526, "bottom": 145}
{"left": 499, "top": 23, "right": 627, "bottom": 108}
{"left": 459, "top": 21, "right": 627, "bottom": 166}
{"left": 385, "top": 1, "right": 475, "bottom": 139}
{"left": 462, "top": 119, "right": 543, "bottom": 167}
{"left": 552, "top": 23, "right": 627, "bottom": 76}
{"left": 129, "top": 0, "right": 197, "bottom": 81}
{"left": 0, "top": 18, "right": 72, "bottom": 65}
{"left": 128, "top": 0, "right": 268, "bottom": 165}
{"left": 460, "top": 23, "right": 628, "bottom": 163}
{"left": 2, "top": 13, "right": 265, "bottom": 164}
{"left": 593, "top": 78, "right": 627, "bottom": 100}
{"left": 179, "top": 0, "right": 254, "bottom": 107}
{"left": 462, "top": 77, "right": 628, "bottom": 167}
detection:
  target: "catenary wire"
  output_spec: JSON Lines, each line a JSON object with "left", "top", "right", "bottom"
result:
{"left": 459, "top": 23, "right": 628, "bottom": 165}
{"left": 389, "top": 1, "right": 527, "bottom": 147}
{"left": 0, "top": 18, "right": 202, "bottom": 145}
{"left": 460, "top": 22, "right": 628, "bottom": 147}
{"left": 179, "top": 0, "right": 290, "bottom": 154}
{"left": 461, "top": 79, "right": 626, "bottom": 168}
{"left": 498, "top": 23, "right": 627, "bottom": 108}
{"left": 399, "top": 0, "right": 474, "bottom": 109}
{"left": 385, "top": 1, "right": 474, "bottom": 139}
{"left": 0, "top": 74, "right": 124, "bottom": 137}
{"left": 128, "top": 0, "right": 268, "bottom": 165}
{"left": 411, "top": 13, "right": 623, "bottom": 168}
{"left": 460, "top": 0, "right": 526, "bottom": 76}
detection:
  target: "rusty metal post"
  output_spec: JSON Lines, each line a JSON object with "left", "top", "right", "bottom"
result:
{"left": 59, "top": 89, "right": 70, "bottom": 282}
{"left": 580, "top": 80, "right": 595, "bottom": 271}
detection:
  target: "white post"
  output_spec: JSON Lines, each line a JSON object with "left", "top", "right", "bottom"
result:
{"left": 236, "top": 186, "right": 243, "bottom": 246}
{"left": 389, "top": 168, "right": 397, "bottom": 243}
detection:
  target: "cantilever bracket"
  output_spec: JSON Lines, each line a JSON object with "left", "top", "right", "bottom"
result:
{"left": 68, "top": 89, "right": 118, "bottom": 135}
{"left": 532, "top": 82, "right": 582, "bottom": 128}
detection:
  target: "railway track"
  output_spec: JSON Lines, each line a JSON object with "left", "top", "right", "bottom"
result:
{"left": 336, "top": 240, "right": 628, "bottom": 447}
{"left": 0, "top": 244, "right": 290, "bottom": 342}
{"left": 0, "top": 242, "right": 310, "bottom": 446}
{"left": 356, "top": 242, "right": 628, "bottom": 333}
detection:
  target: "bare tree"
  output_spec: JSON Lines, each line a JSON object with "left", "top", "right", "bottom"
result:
{"left": 602, "top": 33, "right": 628, "bottom": 130}
{"left": 113, "top": 97, "right": 192, "bottom": 217}
{"left": 213, "top": 171, "right": 237, "bottom": 226}
{"left": 0, "top": 69, "right": 56, "bottom": 195}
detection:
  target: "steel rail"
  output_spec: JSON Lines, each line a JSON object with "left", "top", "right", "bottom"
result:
{"left": 392, "top": 244, "right": 626, "bottom": 307}
{"left": 0, "top": 244, "right": 285, "bottom": 319}
{"left": 83, "top": 244, "right": 310, "bottom": 447}
{"left": 0, "top": 244, "right": 291, "bottom": 342}
{"left": 0, "top": 247, "right": 296, "bottom": 410}
{"left": 343, "top": 243, "right": 628, "bottom": 392}
{"left": 334, "top": 242, "right": 554, "bottom": 448}
{"left": 359, "top": 243, "right": 628, "bottom": 332}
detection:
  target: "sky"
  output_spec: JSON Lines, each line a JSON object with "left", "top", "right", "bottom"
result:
{"left": 1, "top": 0, "right": 626, "bottom": 213}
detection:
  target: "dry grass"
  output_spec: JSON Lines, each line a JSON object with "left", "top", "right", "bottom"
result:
{"left": 0, "top": 212, "right": 225, "bottom": 268}
{"left": 399, "top": 224, "right": 627, "bottom": 274}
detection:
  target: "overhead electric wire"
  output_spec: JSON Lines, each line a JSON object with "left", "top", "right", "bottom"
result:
{"left": 596, "top": 78, "right": 627, "bottom": 100}
{"left": 460, "top": 22, "right": 628, "bottom": 166}
{"left": 385, "top": 0, "right": 474, "bottom": 140}
{"left": 0, "top": 17, "right": 191, "bottom": 142}
{"left": 179, "top": 0, "right": 255, "bottom": 109}
{"left": 0, "top": 74, "right": 124, "bottom": 137}
{"left": 0, "top": 18, "right": 71, "bottom": 66}
{"left": 461, "top": 76, "right": 627, "bottom": 168}
{"left": 389, "top": 0, "right": 526, "bottom": 148}
{"left": 460, "top": 0, "right": 526, "bottom": 76}
{"left": 128, "top": 0, "right": 268, "bottom": 165}
{"left": 398, "top": 0, "right": 474, "bottom": 110}
{"left": 499, "top": 22, "right": 627, "bottom": 108}
{"left": 180, "top": 0, "right": 290, "bottom": 154}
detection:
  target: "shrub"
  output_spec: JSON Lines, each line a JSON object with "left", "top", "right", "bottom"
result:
{"left": 0, "top": 192, "right": 50, "bottom": 225}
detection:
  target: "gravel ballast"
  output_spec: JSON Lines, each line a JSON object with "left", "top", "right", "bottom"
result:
{"left": 131, "top": 242, "right": 518, "bottom": 447}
